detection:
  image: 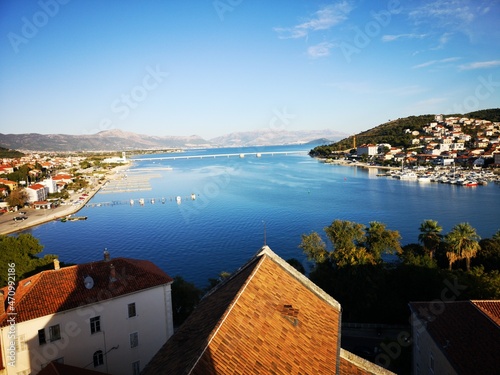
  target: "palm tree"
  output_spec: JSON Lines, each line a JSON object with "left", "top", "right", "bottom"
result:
{"left": 418, "top": 219, "right": 443, "bottom": 260}
{"left": 445, "top": 222, "right": 481, "bottom": 271}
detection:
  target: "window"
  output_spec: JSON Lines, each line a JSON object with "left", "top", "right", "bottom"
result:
{"left": 38, "top": 329, "right": 46, "bottom": 345}
{"left": 49, "top": 324, "right": 61, "bottom": 341}
{"left": 130, "top": 332, "right": 139, "bottom": 348}
{"left": 90, "top": 316, "right": 101, "bottom": 334}
{"left": 128, "top": 303, "right": 136, "bottom": 318}
{"left": 429, "top": 352, "right": 434, "bottom": 373}
{"left": 93, "top": 350, "right": 104, "bottom": 367}
{"left": 132, "top": 361, "right": 140, "bottom": 375}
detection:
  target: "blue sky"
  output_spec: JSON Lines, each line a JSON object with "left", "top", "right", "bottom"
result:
{"left": 1, "top": 0, "right": 499, "bottom": 139}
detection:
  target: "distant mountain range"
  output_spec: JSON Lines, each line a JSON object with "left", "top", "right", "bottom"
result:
{"left": 0, "top": 128, "right": 347, "bottom": 152}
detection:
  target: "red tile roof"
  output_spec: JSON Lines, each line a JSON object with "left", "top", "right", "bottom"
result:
{"left": 472, "top": 300, "right": 500, "bottom": 326}
{"left": 0, "top": 257, "right": 173, "bottom": 326}
{"left": 142, "top": 246, "right": 393, "bottom": 375}
{"left": 409, "top": 300, "right": 500, "bottom": 374}
{"left": 28, "top": 183, "right": 45, "bottom": 190}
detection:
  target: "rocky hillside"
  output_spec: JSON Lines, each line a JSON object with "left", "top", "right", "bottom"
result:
{"left": 0, "top": 128, "right": 347, "bottom": 152}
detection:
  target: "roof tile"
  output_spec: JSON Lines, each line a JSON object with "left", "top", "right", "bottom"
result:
{"left": 143, "top": 246, "right": 393, "bottom": 375}
{"left": 0, "top": 257, "right": 173, "bottom": 326}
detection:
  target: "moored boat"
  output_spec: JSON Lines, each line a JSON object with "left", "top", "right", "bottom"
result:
{"left": 418, "top": 175, "right": 432, "bottom": 183}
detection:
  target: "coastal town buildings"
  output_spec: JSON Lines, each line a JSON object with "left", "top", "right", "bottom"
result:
{"left": 353, "top": 115, "right": 500, "bottom": 168}
{"left": 0, "top": 252, "right": 174, "bottom": 375}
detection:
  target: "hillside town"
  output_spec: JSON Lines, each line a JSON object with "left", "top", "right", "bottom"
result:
{"left": 321, "top": 115, "right": 500, "bottom": 184}
{"left": 354, "top": 115, "right": 500, "bottom": 166}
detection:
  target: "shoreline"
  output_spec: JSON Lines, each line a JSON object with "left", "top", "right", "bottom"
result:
{"left": 321, "top": 159, "right": 400, "bottom": 171}
{"left": 0, "top": 164, "right": 130, "bottom": 236}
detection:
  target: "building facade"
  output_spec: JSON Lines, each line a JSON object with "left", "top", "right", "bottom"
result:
{"left": 0, "top": 254, "right": 174, "bottom": 375}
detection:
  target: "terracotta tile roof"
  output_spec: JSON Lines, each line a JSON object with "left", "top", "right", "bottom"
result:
{"left": 0, "top": 257, "right": 173, "bottom": 326}
{"left": 38, "top": 361, "right": 105, "bottom": 375}
{"left": 409, "top": 300, "right": 500, "bottom": 374}
{"left": 472, "top": 300, "right": 500, "bottom": 326}
{"left": 143, "top": 246, "right": 393, "bottom": 375}
{"left": 28, "top": 183, "right": 45, "bottom": 190}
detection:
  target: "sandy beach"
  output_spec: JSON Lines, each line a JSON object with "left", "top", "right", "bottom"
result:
{"left": 0, "top": 164, "right": 130, "bottom": 236}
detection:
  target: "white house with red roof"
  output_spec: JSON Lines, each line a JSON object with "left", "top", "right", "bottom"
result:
{"left": 0, "top": 252, "right": 174, "bottom": 375}
{"left": 25, "top": 184, "right": 49, "bottom": 204}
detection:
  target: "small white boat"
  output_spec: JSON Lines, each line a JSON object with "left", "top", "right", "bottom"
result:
{"left": 176, "top": 196, "right": 182, "bottom": 204}
{"left": 130, "top": 199, "right": 134, "bottom": 205}
{"left": 191, "top": 193, "right": 196, "bottom": 200}
{"left": 418, "top": 175, "right": 432, "bottom": 183}
{"left": 396, "top": 171, "right": 418, "bottom": 180}
{"left": 139, "top": 198, "right": 145, "bottom": 205}
{"left": 239, "top": 154, "right": 245, "bottom": 158}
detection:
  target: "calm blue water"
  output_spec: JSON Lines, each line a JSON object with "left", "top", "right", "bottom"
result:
{"left": 22, "top": 145, "right": 500, "bottom": 287}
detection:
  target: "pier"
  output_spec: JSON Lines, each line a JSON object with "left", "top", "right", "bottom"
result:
{"left": 128, "top": 150, "right": 307, "bottom": 162}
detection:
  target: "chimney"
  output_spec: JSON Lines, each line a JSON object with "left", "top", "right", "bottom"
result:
{"left": 53, "top": 259, "right": 60, "bottom": 270}
{"left": 104, "top": 249, "right": 110, "bottom": 262}
{"left": 0, "top": 290, "right": 4, "bottom": 315}
{"left": 109, "top": 264, "right": 116, "bottom": 282}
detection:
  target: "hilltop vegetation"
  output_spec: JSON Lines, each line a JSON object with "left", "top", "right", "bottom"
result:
{"left": 310, "top": 108, "right": 500, "bottom": 157}
{"left": 0, "top": 146, "right": 24, "bottom": 158}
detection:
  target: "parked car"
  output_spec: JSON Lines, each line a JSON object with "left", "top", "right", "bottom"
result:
{"left": 13, "top": 216, "right": 28, "bottom": 221}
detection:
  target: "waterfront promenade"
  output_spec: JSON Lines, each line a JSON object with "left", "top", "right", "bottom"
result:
{"left": 0, "top": 165, "right": 129, "bottom": 236}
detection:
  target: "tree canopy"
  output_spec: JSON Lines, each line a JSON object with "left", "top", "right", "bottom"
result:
{"left": 0, "top": 234, "right": 58, "bottom": 286}
{"left": 300, "top": 219, "right": 401, "bottom": 268}
{"left": 445, "top": 222, "right": 481, "bottom": 271}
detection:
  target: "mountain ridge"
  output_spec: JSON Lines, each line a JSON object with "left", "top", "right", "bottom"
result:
{"left": 0, "top": 128, "right": 347, "bottom": 152}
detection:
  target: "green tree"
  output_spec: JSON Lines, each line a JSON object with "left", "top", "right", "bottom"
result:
{"left": 365, "top": 221, "right": 402, "bottom": 262}
{"left": 171, "top": 275, "right": 202, "bottom": 327}
{"left": 324, "top": 220, "right": 372, "bottom": 267}
{"left": 324, "top": 220, "right": 365, "bottom": 254}
{"left": 445, "top": 222, "right": 481, "bottom": 271}
{"left": 5, "top": 188, "right": 29, "bottom": 208}
{"left": 300, "top": 220, "right": 376, "bottom": 267}
{"left": 492, "top": 229, "right": 500, "bottom": 243}
{"left": 399, "top": 243, "right": 436, "bottom": 267}
{"left": 0, "top": 234, "right": 57, "bottom": 286}
{"left": 299, "top": 232, "right": 328, "bottom": 264}
{"left": 418, "top": 219, "right": 443, "bottom": 260}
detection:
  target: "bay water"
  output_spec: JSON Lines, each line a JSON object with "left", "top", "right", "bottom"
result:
{"left": 23, "top": 145, "right": 500, "bottom": 287}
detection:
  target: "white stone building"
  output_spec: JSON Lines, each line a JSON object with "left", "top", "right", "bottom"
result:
{"left": 25, "top": 184, "right": 49, "bottom": 203}
{"left": 0, "top": 252, "right": 174, "bottom": 375}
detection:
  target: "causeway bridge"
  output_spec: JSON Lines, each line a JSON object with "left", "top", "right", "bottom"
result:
{"left": 128, "top": 150, "right": 308, "bottom": 162}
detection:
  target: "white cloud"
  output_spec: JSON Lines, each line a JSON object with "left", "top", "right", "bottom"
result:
{"left": 307, "top": 42, "right": 335, "bottom": 58}
{"left": 274, "top": 1, "right": 353, "bottom": 39}
{"left": 382, "top": 33, "right": 428, "bottom": 42}
{"left": 408, "top": 1, "right": 493, "bottom": 43}
{"left": 412, "top": 57, "right": 461, "bottom": 69}
{"left": 459, "top": 60, "right": 500, "bottom": 70}
{"left": 409, "top": 0, "right": 476, "bottom": 25}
